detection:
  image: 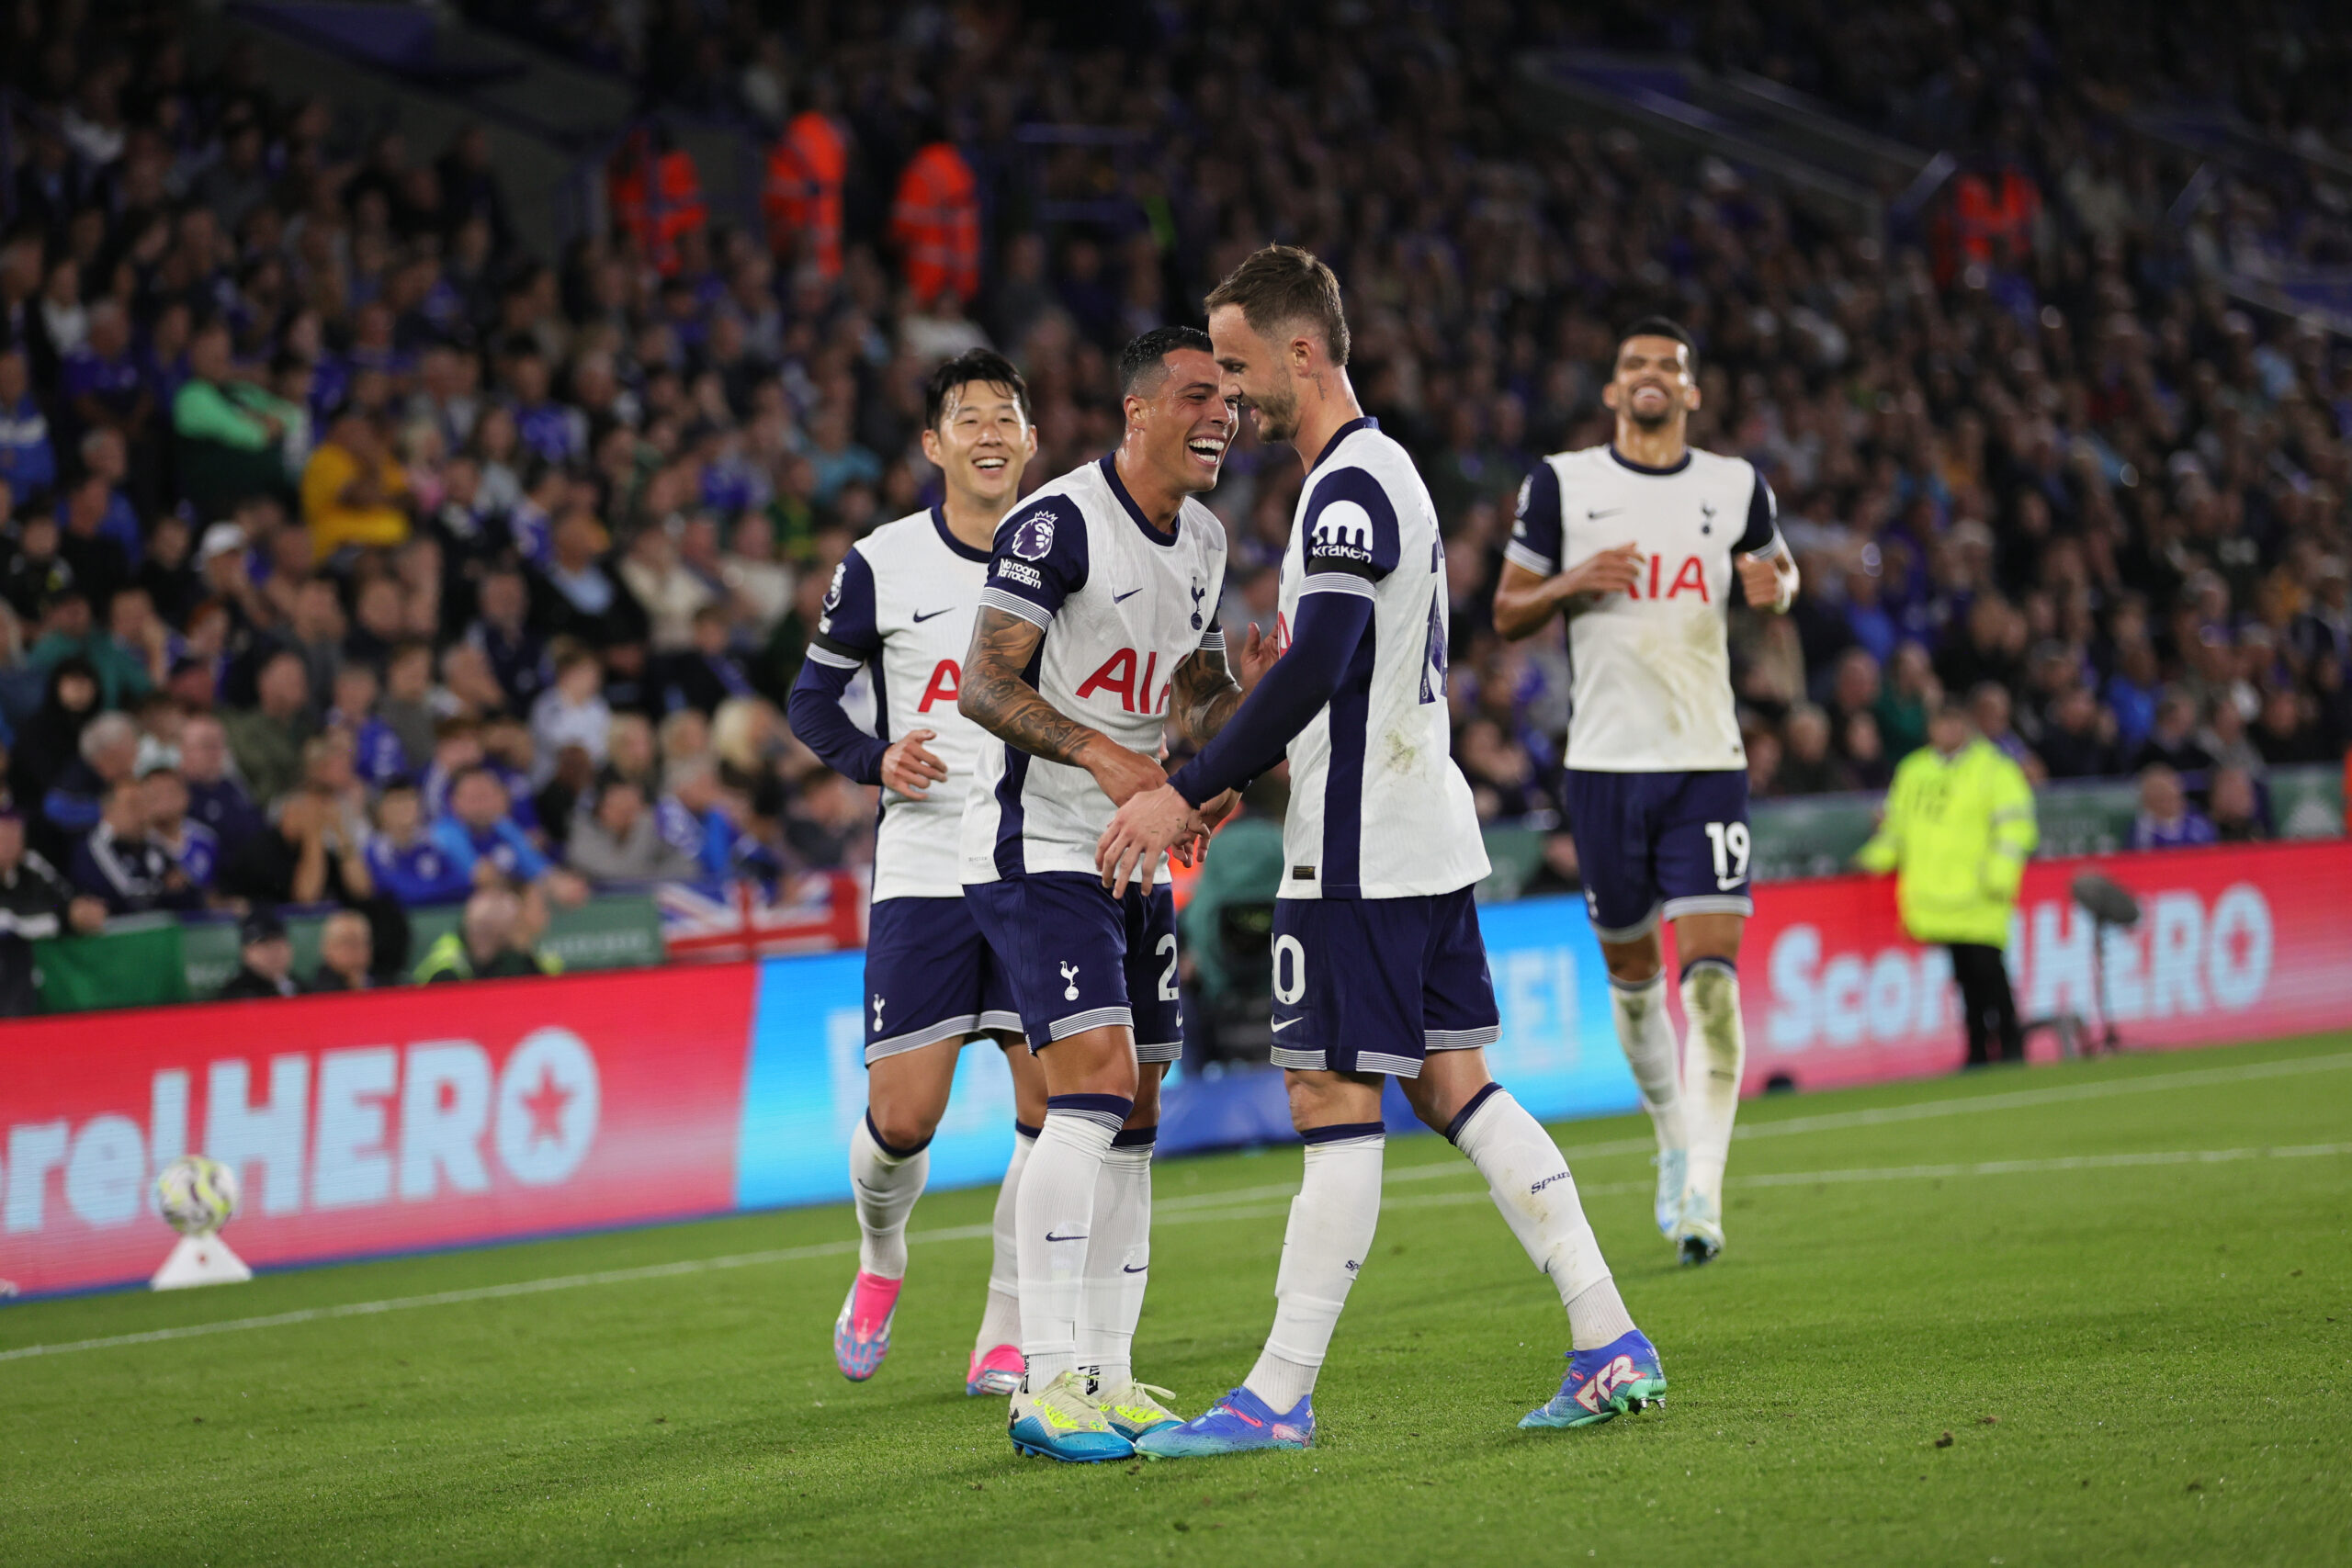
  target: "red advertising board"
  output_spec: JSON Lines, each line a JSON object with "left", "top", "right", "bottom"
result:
{"left": 0, "top": 966, "right": 758, "bottom": 1298}
{"left": 1724, "top": 841, "right": 2352, "bottom": 1092}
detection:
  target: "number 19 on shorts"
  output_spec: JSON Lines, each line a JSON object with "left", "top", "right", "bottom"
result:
{"left": 1702, "top": 820, "right": 1750, "bottom": 890}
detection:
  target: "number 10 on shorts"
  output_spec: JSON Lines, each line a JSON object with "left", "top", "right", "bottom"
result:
{"left": 1703, "top": 821, "right": 1750, "bottom": 890}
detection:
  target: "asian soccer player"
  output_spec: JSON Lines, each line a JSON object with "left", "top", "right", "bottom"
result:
{"left": 958, "top": 326, "right": 1273, "bottom": 1461}
{"left": 1100, "top": 247, "right": 1664, "bottom": 1456}
{"left": 1491, "top": 317, "right": 1800, "bottom": 1265}
{"left": 788, "top": 349, "right": 1048, "bottom": 1394}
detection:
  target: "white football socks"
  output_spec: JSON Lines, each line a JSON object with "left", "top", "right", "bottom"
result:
{"left": 1079, "top": 1129, "right": 1155, "bottom": 1390}
{"left": 1450, "top": 1086, "right": 1630, "bottom": 1350}
{"left": 1680, "top": 959, "right": 1747, "bottom": 1207}
{"left": 974, "top": 1121, "right": 1036, "bottom": 1357}
{"left": 1611, "top": 973, "right": 1687, "bottom": 1156}
{"left": 849, "top": 1111, "right": 929, "bottom": 1280}
{"left": 1242, "top": 1123, "right": 1385, "bottom": 1415}
{"left": 1016, "top": 1095, "right": 1128, "bottom": 1387}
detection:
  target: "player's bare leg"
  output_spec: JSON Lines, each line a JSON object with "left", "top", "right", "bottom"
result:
{"left": 1007, "top": 1022, "right": 1140, "bottom": 1460}
{"left": 970, "top": 1038, "right": 1047, "bottom": 1393}
{"left": 1080, "top": 1061, "right": 1180, "bottom": 1439}
{"left": 1598, "top": 923, "right": 1690, "bottom": 1238}
{"left": 1614, "top": 911, "right": 1747, "bottom": 1265}
{"left": 836, "top": 1036, "right": 961, "bottom": 1381}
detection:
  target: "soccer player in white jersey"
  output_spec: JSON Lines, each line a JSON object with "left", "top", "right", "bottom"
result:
{"left": 1100, "top": 247, "right": 1665, "bottom": 1455}
{"left": 787, "top": 350, "right": 1048, "bottom": 1395}
{"left": 958, "top": 325, "right": 1272, "bottom": 1462}
{"left": 1492, "top": 317, "right": 1801, "bottom": 1266}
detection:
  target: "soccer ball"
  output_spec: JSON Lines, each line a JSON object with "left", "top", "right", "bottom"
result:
{"left": 153, "top": 1156, "right": 240, "bottom": 1236}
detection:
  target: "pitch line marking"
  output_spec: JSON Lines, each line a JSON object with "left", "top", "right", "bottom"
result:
{"left": 5, "top": 1142, "right": 2343, "bottom": 1367}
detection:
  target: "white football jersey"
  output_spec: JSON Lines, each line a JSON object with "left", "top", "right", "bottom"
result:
{"left": 960, "top": 454, "right": 1228, "bottom": 885}
{"left": 1506, "top": 445, "right": 1783, "bottom": 773}
{"left": 808, "top": 505, "right": 996, "bottom": 900}
{"left": 1276, "top": 419, "right": 1488, "bottom": 900}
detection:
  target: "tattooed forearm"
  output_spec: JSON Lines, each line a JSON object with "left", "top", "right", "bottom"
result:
{"left": 958, "top": 606, "right": 1110, "bottom": 766}
{"left": 1168, "top": 645, "right": 1245, "bottom": 746}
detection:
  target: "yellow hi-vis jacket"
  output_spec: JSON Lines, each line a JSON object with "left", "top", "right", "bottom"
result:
{"left": 1853, "top": 739, "right": 2038, "bottom": 946}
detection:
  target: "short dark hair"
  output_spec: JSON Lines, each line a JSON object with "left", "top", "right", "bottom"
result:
{"left": 1117, "top": 325, "right": 1216, "bottom": 397}
{"left": 1617, "top": 315, "right": 1697, "bottom": 367}
{"left": 1204, "top": 245, "right": 1351, "bottom": 366}
{"left": 923, "top": 348, "right": 1031, "bottom": 432}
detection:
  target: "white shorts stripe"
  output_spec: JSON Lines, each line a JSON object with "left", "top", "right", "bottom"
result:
{"left": 1048, "top": 1005, "right": 1134, "bottom": 1041}
{"left": 1661, "top": 894, "right": 1754, "bottom": 923}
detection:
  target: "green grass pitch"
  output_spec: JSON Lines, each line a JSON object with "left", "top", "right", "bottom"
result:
{"left": 5, "top": 1032, "right": 2347, "bottom": 1566}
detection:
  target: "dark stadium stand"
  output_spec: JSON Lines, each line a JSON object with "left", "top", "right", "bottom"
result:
{"left": 0, "top": 0, "right": 2345, "bottom": 1014}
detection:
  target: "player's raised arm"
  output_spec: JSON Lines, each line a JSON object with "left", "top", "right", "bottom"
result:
{"left": 958, "top": 604, "right": 1166, "bottom": 804}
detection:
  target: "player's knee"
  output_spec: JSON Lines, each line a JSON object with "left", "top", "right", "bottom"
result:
{"left": 1599, "top": 933, "right": 1664, "bottom": 986}
{"left": 866, "top": 1101, "right": 943, "bottom": 1153}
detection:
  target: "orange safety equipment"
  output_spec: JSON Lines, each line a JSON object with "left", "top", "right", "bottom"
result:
{"left": 763, "top": 110, "right": 847, "bottom": 279}
{"left": 888, "top": 141, "right": 981, "bottom": 306}
{"left": 608, "top": 130, "right": 707, "bottom": 276}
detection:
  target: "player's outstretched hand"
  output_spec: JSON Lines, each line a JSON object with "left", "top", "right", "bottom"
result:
{"left": 880, "top": 728, "right": 950, "bottom": 798}
{"left": 1083, "top": 739, "right": 1173, "bottom": 807}
{"left": 1231, "top": 622, "right": 1278, "bottom": 693}
{"left": 1098, "top": 783, "right": 1198, "bottom": 898}
{"left": 1561, "top": 542, "right": 1644, "bottom": 601}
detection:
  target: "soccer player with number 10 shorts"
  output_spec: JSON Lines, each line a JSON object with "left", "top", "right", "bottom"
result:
{"left": 1493, "top": 318, "right": 1801, "bottom": 1266}
{"left": 1100, "top": 247, "right": 1665, "bottom": 1456}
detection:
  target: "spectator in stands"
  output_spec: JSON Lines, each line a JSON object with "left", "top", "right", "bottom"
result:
{"left": 1874, "top": 643, "right": 1940, "bottom": 761}
{"left": 660, "top": 604, "right": 756, "bottom": 716}
{"left": 0, "top": 803, "right": 106, "bottom": 1017}
{"left": 377, "top": 640, "right": 440, "bottom": 764}
{"left": 144, "top": 769, "right": 218, "bottom": 897}
{"left": 306, "top": 908, "right": 375, "bottom": 993}
{"left": 2209, "top": 765, "right": 2270, "bottom": 843}
{"left": 10, "top": 658, "right": 98, "bottom": 824}
{"left": 176, "top": 714, "right": 264, "bottom": 855}
{"left": 71, "top": 778, "right": 200, "bottom": 915}
{"left": 529, "top": 508, "right": 640, "bottom": 648}
{"left": 414, "top": 885, "right": 560, "bottom": 982}
{"left": 2131, "top": 692, "right": 2215, "bottom": 776}
{"left": 172, "top": 322, "right": 297, "bottom": 518}
{"left": 366, "top": 782, "right": 470, "bottom": 907}
{"left": 656, "top": 753, "right": 732, "bottom": 881}
{"left": 219, "top": 786, "right": 375, "bottom": 909}
{"left": 1775, "top": 704, "right": 1852, "bottom": 795}
{"left": 568, "top": 774, "right": 701, "bottom": 885}
{"left": 216, "top": 908, "right": 299, "bottom": 1001}
{"left": 2037, "top": 685, "right": 2120, "bottom": 780}
{"left": 222, "top": 649, "right": 314, "bottom": 806}
{"left": 40, "top": 709, "right": 140, "bottom": 856}
{"left": 0, "top": 350, "right": 55, "bottom": 502}
{"left": 431, "top": 765, "right": 589, "bottom": 905}
{"left": 528, "top": 645, "right": 611, "bottom": 782}
{"left": 329, "top": 664, "right": 408, "bottom": 789}
{"left": 2253, "top": 687, "right": 2331, "bottom": 766}
{"left": 2129, "top": 765, "right": 2218, "bottom": 851}
{"left": 466, "top": 568, "right": 548, "bottom": 712}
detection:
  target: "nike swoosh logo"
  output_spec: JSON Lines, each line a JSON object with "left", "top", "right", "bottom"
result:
{"left": 1587, "top": 507, "right": 1624, "bottom": 519}
{"left": 1270, "top": 1017, "right": 1301, "bottom": 1032}
{"left": 1113, "top": 588, "right": 1143, "bottom": 604}
{"left": 911, "top": 608, "right": 952, "bottom": 623}
{"left": 1122, "top": 1264, "right": 1147, "bottom": 1273}
{"left": 1046, "top": 1232, "right": 1087, "bottom": 1242}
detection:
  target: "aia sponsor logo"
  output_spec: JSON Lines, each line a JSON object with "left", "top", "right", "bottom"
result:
{"left": 1621, "top": 555, "right": 1712, "bottom": 602}
{"left": 915, "top": 659, "right": 960, "bottom": 713}
{"left": 1075, "top": 649, "right": 1171, "bottom": 715}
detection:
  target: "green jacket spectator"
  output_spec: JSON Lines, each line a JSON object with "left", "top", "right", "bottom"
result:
{"left": 173, "top": 325, "right": 302, "bottom": 517}
{"left": 221, "top": 650, "right": 315, "bottom": 806}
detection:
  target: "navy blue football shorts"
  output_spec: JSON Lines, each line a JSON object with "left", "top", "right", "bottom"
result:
{"left": 862, "top": 895, "right": 1023, "bottom": 1066}
{"left": 962, "top": 871, "right": 1182, "bottom": 1064}
{"left": 1563, "top": 767, "right": 1755, "bottom": 942}
{"left": 1265, "top": 886, "right": 1499, "bottom": 1078}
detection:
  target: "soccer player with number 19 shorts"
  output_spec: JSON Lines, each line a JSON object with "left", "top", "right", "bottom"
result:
{"left": 1101, "top": 248, "right": 1664, "bottom": 1455}
{"left": 1493, "top": 317, "right": 1801, "bottom": 1267}
{"left": 788, "top": 351, "right": 1048, "bottom": 1396}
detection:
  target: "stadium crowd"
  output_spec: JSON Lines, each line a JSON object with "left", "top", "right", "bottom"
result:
{"left": 0, "top": 0, "right": 2346, "bottom": 999}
